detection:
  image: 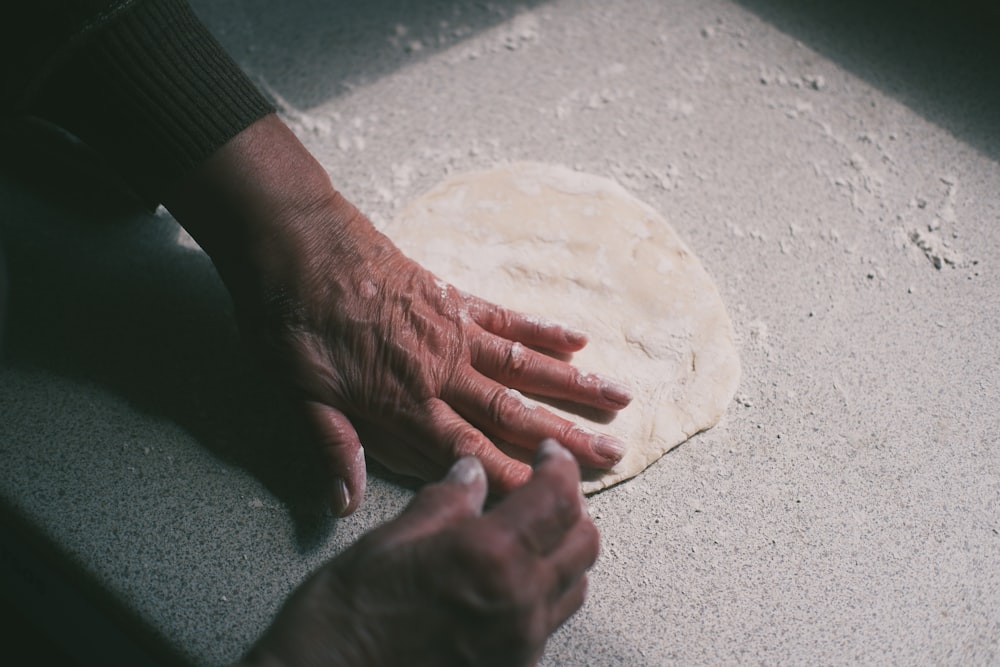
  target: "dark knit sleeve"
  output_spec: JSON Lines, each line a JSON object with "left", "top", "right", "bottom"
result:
{"left": 17, "top": 0, "right": 275, "bottom": 202}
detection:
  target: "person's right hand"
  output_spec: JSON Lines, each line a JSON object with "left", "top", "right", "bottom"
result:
{"left": 238, "top": 439, "right": 599, "bottom": 667}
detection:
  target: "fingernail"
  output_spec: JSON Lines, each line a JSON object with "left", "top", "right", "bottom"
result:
{"left": 446, "top": 457, "right": 485, "bottom": 485}
{"left": 331, "top": 478, "right": 350, "bottom": 516}
{"left": 601, "top": 380, "right": 633, "bottom": 407}
{"left": 536, "top": 438, "right": 573, "bottom": 464}
{"left": 594, "top": 435, "right": 625, "bottom": 464}
{"left": 565, "top": 327, "right": 588, "bottom": 346}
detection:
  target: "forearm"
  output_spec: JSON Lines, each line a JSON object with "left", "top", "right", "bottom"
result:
{"left": 11, "top": 0, "right": 274, "bottom": 203}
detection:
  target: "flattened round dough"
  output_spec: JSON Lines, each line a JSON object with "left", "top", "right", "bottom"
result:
{"left": 387, "top": 163, "right": 740, "bottom": 492}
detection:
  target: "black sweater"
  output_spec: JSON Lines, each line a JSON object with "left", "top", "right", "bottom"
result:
{"left": 2, "top": 0, "right": 275, "bottom": 200}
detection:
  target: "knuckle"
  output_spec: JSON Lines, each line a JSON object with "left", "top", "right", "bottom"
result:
{"left": 458, "top": 529, "right": 520, "bottom": 594}
{"left": 492, "top": 307, "right": 514, "bottom": 333}
{"left": 485, "top": 386, "right": 528, "bottom": 427}
{"left": 553, "top": 420, "right": 584, "bottom": 448}
{"left": 453, "top": 529, "right": 549, "bottom": 656}
{"left": 449, "top": 429, "right": 487, "bottom": 461}
{"left": 502, "top": 341, "right": 528, "bottom": 376}
{"left": 451, "top": 436, "right": 484, "bottom": 461}
{"left": 567, "top": 368, "right": 593, "bottom": 394}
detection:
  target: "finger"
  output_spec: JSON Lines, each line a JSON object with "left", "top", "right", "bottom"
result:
{"left": 473, "top": 336, "right": 632, "bottom": 411}
{"left": 489, "top": 440, "right": 587, "bottom": 556}
{"left": 422, "top": 398, "right": 532, "bottom": 494}
{"left": 547, "top": 574, "right": 589, "bottom": 634}
{"left": 464, "top": 296, "right": 588, "bottom": 354}
{"left": 303, "top": 401, "right": 367, "bottom": 517}
{"left": 355, "top": 419, "right": 448, "bottom": 482}
{"left": 446, "top": 373, "right": 626, "bottom": 469}
{"left": 546, "top": 513, "right": 600, "bottom": 602}
{"left": 373, "top": 457, "right": 489, "bottom": 550}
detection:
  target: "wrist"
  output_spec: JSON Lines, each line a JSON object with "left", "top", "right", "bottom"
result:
{"left": 161, "top": 113, "right": 374, "bottom": 313}
{"left": 162, "top": 112, "right": 330, "bottom": 265}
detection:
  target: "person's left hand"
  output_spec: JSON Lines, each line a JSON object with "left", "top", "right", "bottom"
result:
{"left": 256, "top": 195, "right": 631, "bottom": 515}
{"left": 166, "top": 115, "right": 632, "bottom": 516}
{"left": 238, "top": 440, "right": 599, "bottom": 667}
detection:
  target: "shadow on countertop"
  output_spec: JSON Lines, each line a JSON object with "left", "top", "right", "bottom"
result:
{"left": 2, "top": 2, "right": 549, "bottom": 549}
{"left": 0, "top": 122, "right": 337, "bottom": 553}
{"left": 734, "top": 0, "right": 1000, "bottom": 163}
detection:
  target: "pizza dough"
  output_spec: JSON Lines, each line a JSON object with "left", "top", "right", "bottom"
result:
{"left": 387, "top": 163, "right": 740, "bottom": 492}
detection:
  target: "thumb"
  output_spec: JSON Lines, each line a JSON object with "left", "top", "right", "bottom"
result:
{"left": 304, "top": 400, "right": 366, "bottom": 517}
{"left": 375, "top": 457, "right": 489, "bottom": 549}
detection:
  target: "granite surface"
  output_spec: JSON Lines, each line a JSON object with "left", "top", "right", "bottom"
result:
{"left": 1, "top": 0, "right": 998, "bottom": 664}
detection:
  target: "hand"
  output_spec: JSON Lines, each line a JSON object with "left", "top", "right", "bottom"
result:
{"left": 165, "top": 115, "right": 632, "bottom": 515}
{"left": 238, "top": 439, "right": 598, "bottom": 667}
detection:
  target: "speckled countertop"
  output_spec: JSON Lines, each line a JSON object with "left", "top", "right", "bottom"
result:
{"left": 1, "top": 0, "right": 998, "bottom": 664}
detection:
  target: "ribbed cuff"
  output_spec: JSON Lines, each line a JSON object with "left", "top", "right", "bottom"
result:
{"left": 29, "top": 0, "right": 274, "bottom": 202}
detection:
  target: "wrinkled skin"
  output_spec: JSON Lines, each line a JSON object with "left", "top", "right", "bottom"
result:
{"left": 238, "top": 440, "right": 598, "bottom": 667}
{"left": 166, "top": 114, "right": 632, "bottom": 515}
